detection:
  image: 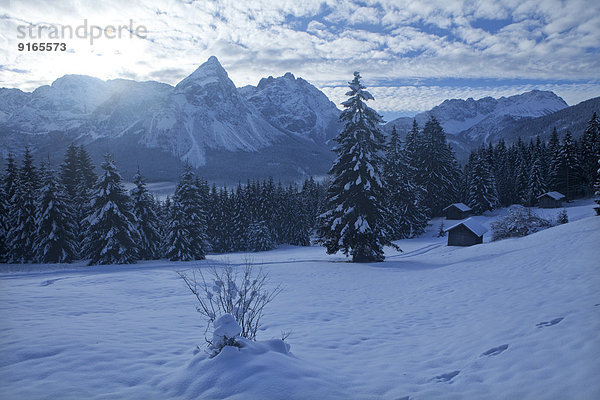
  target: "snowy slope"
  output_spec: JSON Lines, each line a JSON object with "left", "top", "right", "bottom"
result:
{"left": 1, "top": 201, "right": 598, "bottom": 399}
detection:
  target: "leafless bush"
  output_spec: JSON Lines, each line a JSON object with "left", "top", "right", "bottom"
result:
{"left": 491, "top": 206, "right": 552, "bottom": 241}
{"left": 177, "top": 262, "right": 282, "bottom": 343}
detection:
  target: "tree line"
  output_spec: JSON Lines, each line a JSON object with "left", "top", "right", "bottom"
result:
{"left": 0, "top": 144, "right": 327, "bottom": 265}
{"left": 461, "top": 113, "right": 600, "bottom": 214}
{"left": 0, "top": 76, "right": 597, "bottom": 264}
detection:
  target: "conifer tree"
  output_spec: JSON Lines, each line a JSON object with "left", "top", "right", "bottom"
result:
{"left": 59, "top": 143, "right": 80, "bottom": 198}
{"left": 467, "top": 151, "right": 499, "bottom": 214}
{"left": 0, "top": 185, "right": 8, "bottom": 262}
{"left": 593, "top": 158, "right": 600, "bottom": 216}
{"left": 83, "top": 154, "right": 139, "bottom": 265}
{"left": 34, "top": 166, "right": 78, "bottom": 263}
{"left": 414, "top": 116, "right": 462, "bottom": 216}
{"left": 301, "top": 176, "right": 324, "bottom": 231}
{"left": 164, "top": 165, "right": 207, "bottom": 260}
{"left": 552, "top": 131, "right": 580, "bottom": 200}
{"left": 384, "top": 125, "right": 427, "bottom": 239}
{"left": 527, "top": 156, "right": 546, "bottom": 206}
{"left": 3, "top": 153, "right": 19, "bottom": 204}
{"left": 231, "top": 183, "right": 249, "bottom": 251}
{"left": 163, "top": 200, "right": 194, "bottom": 261}
{"left": 579, "top": 112, "right": 600, "bottom": 194}
{"left": 316, "top": 72, "right": 396, "bottom": 262}
{"left": 130, "top": 167, "right": 161, "bottom": 260}
{"left": 7, "top": 148, "right": 39, "bottom": 263}
{"left": 1, "top": 155, "right": 19, "bottom": 262}
{"left": 77, "top": 145, "right": 97, "bottom": 190}
{"left": 515, "top": 154, "right": 530, "bottom": 205}
{"left": 246, "top": 220, "right": 275, "bottom": 252}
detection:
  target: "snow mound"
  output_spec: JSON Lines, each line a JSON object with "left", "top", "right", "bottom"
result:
{"left": 212, "top": 314, "right": 242, "bottom": 349}
{"left": 159, "top": 337, "right": 348, "bottom": 400}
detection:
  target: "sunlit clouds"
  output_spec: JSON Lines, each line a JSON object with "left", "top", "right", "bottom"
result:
{"left": 1, "top": 0, "right": 598, "bottom": 114}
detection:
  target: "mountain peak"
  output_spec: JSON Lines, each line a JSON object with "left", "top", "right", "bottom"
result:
{"left": 176, "top": 56, "right": 229, "bottom": 90}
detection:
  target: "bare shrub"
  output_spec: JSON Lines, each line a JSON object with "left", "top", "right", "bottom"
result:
{"left": 491, "top": 206, "right": 552, "bottom": 241}
{"left": 177, "top": 262, "right": 282, "bottom": 346}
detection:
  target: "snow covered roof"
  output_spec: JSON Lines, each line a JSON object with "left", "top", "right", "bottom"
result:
{"left": 537, "top": 191, "right": 565, "bottom": 200}
{"left": 443, "top": 203, "right": 472, "bottom": 212}
{"left": 444, "top": 218, "right": 488, "bottom": 237}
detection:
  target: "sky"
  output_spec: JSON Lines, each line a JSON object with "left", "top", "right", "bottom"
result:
{"left": 0, "top": 0, "right": 599, "bottom": 119}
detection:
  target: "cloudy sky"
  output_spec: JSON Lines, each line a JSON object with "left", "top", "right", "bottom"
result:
{"left": 1, "top": 0, "right": 599, "bottom": 119}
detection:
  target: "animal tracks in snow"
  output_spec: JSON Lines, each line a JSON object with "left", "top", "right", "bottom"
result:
{"left": 536, "top": 317, "right": 564, "bottom": 328}
{"left": 433, "top": 370, "right": 460, "bottom": 383}
{"left": 481, "top": 344, "right": 509, "bottom": 357}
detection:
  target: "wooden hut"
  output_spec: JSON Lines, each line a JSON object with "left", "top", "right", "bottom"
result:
{"left": 536, "top": 191, "right": 565, "bottom": 208}
{"left": 443, "top": 203, "right": 473, "bottom": 220}
{"left": 444, "top": 218, "right": 487, "bottom": 246}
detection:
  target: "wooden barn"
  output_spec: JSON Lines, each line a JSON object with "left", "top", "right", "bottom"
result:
{"left": 536, "top": 191, "right": 565, "bottom": 208}
{"left": 443, "top": 203, "right": 473, "bottom": 220}
{"left": 444, "top": 218, "right": 488, "bottom": 246}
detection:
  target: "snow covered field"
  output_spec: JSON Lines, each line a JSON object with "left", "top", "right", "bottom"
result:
{"left": 1, "top": 201, "right": 599, "bottom": 399}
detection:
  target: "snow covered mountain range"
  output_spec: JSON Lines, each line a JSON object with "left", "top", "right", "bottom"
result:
{"left": 384, "top": 90, "right": 570, "bottom": 160}
{"left": 1, "top": 56, "right": 595, "bottom": 182}
{"left": 0, "top": 56, "right": 341, "bottom": 182}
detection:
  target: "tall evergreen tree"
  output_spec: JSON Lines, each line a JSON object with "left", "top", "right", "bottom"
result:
{"left": 60, "top": 143, "right": 80, "bottom": 198}
{"left": 579, "top": 112, "right": 600, "bottom": 194}
{"left": 231, "top": 183, "right": 249, "bottom": 251}
{"left": 0, "top": 184, "right": 8, "bottom": 262}
{"left": 414, "top": 116, "right": 462, "bottom": 216}
{"left": 515, "top": 153, "right": 530, "bottom": 205}
{"left": 164, "top": 165, "right": 207, "bottom": 260}
{"left": 467, "top": 151, "right": 499, "bottom": 214}
{"left": 7, "top": 148, "right": 39, "bottom": 263}
{"left": 130, "top": 167, "right": 161, "bottom": 260}
{"left": 83, "top": 154, "right": 139, "bottom": 265}
{"left": 552, "top": 131, "right": 580, "bottom": 200}
{"left": 163, "top": 200, "right": 194, "bottom": 261}
{"left": 528, "top": 156, "right": 546, "bottom": 206}
{"left": 384, "top": 125, "right": 427, "bottom": 239}
{"left": 3, "top": 153, "right": 19, "bottom": 204}
{"left": 246, "top": 220, "right": 275, "bottom": 252}
{"left": 34, "top": 166, "right": 78, "bottom": 263}
{"left": 77, "top": 145, "right": 97, "bottom": 190}
{"left": 316, "top": 72, "right": 396, "bottom": 262}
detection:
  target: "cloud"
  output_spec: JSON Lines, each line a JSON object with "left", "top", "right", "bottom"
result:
{"left": 0, "top": 0, "right": 598, "bottom": 111}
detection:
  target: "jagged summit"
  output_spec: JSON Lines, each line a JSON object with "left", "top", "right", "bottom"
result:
{"left": 176, "top": 56, "right": 230, "bottom": 92}
{"left": 241, "top": 72, "right": 341, "bottom": 142}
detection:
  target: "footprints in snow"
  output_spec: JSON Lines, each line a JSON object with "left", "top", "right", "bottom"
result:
{"left": 536, "top": 317, "right": 563, "bottom": 328}
{"left": 431, "top": 316, "right": 565, "bottom": 384}
{"left": 481, "top": 344, "right": 509, "bottom": 357}
{"left": 433, "top": 370, "right": 460, "bottom": 383}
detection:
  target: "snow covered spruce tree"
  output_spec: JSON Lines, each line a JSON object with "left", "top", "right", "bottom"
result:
{"left": 384, "top": 125, "right": 428, "bottom": 239}
{"left": 551, "top": 130, "right": 580, "bottom": 201}
{"left": 163, "top": 165, "right": 208, "bottom": 261}
{"left": 316, "top": 72, "right": 396, "bottom": 262}
{"left": 413, "top": 116, "right": 462, "bottom": 216}
{"left": 527, "top": 156, "right": 547, "bottom": 206}
{"left": 1, "top": 154, "right": 18, "bottom": 262}
{"left": 130, "top": 167, "right": 161, "bottom": 260}
{"left": 467, "top": 150, "right": 499, "bottom": 214}
{"left": 34, "top": 166, "right": 78, "bottom": 263}
{"left": 0, "top": 185, "right": 8, "bottom": 262}
{"left": 594, "top": 158, "right": 600, "bottom": 215}
{"left": 580, "top": 112, "right": 600, "bottom": 194}
{"left": 82, "top": 154, "right": 139, "bottom": 265}
{"left": 246, "top": 220, "right": 275, "bottom": 252}
{"left": 7, "top": 148, "right": 39, "bottom": 263}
